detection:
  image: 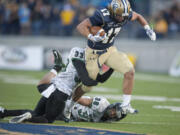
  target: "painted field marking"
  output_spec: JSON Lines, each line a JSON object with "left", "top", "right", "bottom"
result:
{"left": 153, "top": 105, "right": 180, "bottom": 112}
{"left": 112, "top": 72, "right": 180, "bottom": 84}
{"left": 0, "top": 73, "right": 38, "bottom": 85}
{"left": 0, "top": 122, "right": 141, "bottom": 135}
{"left": 1, "top": 72, "right": 180, "bottom": 85}
{"left": 116, "top": 121, "right": 180, "bottom": 126}
{"left": 88, "top": 93, "right": 180, "bottom": 102}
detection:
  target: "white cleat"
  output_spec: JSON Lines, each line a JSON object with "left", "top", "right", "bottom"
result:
{"left": 121, "top": 104, "right": 138, "bottom": 114}
{"left": 9, "top": 112, "right": 32, "bottom": 123}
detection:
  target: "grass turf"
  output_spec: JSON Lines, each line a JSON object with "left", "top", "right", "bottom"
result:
{"left": 0, "top": 70, "right": 180, "bottom": 135}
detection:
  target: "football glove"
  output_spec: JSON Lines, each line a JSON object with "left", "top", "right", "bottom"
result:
{"left": 144, "top": 25, "right": 156, "bottom": 41}
{"left": 120, "top": 104, "right": 138, "bottom": 114}
{"left": 52, "top": 50, "right": 65, "bottom": 72}
{"left": 88, "top": 29, "right": 106, "bottom": 42}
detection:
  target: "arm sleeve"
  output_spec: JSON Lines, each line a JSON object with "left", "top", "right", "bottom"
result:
{"left": 96, "top": 68, "right": 114, "bottom": 83}
{"left": 89, "top": 10, "right": 104, "bottom": 26}
{"left": 72, "top": 59, "right": 98, "bottom": 86}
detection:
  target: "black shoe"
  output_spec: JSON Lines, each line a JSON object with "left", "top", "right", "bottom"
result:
{"left": 0, "top": 106, "right": 5, "bottom": 119}
{"left": 52, "top": 50, "right": 65, "bottom": 72}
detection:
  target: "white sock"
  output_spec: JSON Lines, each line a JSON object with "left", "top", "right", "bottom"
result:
{"left": 122, "top": 94, "right": 131, "bottom": 106}
{"left": 50, "top": 69, "right": 57, "bottom": 76}
{"left": 69, "top": 100, "right": 75, "bottom": 109}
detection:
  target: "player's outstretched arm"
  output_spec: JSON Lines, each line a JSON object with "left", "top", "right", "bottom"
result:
{"left": 96, "top": 68, "right": 114, "bottom": 83}
{"left": 131, "top": 11, "right": 156, "bottom": 41}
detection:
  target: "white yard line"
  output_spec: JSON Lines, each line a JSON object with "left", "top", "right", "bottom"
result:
{"left": 139, "top": 114, "right": 180, "bottom": 118}
{"left": 112, "top": 72, "right": 180, "bottom": 84}
{"left": 0, "top": 73, "right": 38, "bottom": 85}
{"left": 0, "top": 102, "right": 33, "bottom": 106}
{"left": 116, "top": 121, "right": 180, "bottom": 126}
{"left": 88, "top": 93, "right": 180, "bottom": 102}
{"left": 1, "top": 72, "right": 180, "bottom": 85}
{"left": 153, "top": 105, "right": 180, "bottom": 112}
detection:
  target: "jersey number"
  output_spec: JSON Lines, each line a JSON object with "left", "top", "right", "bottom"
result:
{"left": 102, "top": 27, "right": 121, "bottom": 44}
{"left": 100, "top": 9, "right": 121, "bottom": 44}
{"left": 93, "top": 97, "right": 101, "bottom": 106}
{"left": 74, "top": 51, "right": 84, "bottom": 59}
{"left": 78, "top": 109, "right": 88, "bottom": 119}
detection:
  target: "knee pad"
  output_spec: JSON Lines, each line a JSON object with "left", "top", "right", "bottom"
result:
{"left": 81, "top": 85, "right": 92, "bottom": 93}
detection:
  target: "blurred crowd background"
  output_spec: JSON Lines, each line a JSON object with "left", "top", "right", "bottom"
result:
{"left": 0, "top": 0, "right": 180, "bottom": 39}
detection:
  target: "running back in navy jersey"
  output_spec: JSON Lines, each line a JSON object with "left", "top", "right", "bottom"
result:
{"left": 88, "top": 7, "right": 132, "bottom": 50}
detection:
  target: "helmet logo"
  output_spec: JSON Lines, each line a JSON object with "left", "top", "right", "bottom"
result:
{"left": 113, "top": 3, "right": 119, "bottom": 12}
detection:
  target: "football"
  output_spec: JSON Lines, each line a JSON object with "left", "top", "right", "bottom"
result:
{"left": 89, "top": 26, "right": 105, "bottom": 36}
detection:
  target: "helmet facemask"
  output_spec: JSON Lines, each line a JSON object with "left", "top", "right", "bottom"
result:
{"left": 102, "top": 102, "right": 126, "bottom": 122}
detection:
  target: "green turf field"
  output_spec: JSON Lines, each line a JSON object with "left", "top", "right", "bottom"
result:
{"left": 0, "top": 70, "right": 180, "bottom": 135}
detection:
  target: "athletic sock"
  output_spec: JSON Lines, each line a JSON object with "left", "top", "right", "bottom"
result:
{"left": 69, "top": 100, "right": 75, "bottom": 109}
{"left": 122, "top": 94, "right": 131, "bottom": 106}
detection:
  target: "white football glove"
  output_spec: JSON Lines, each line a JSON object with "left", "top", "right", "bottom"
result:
{"left": 88, "top": 29, "right": 106, "bottom": 42}
{"left": 144, "top": 25, "right": 156, "bottom": 41}
{"left": 120, "top": 104, "right": 138, "bottom": 114}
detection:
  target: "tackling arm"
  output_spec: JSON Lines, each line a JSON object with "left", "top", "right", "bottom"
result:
{"left": 77, "top": 97, "right": 93, "bottom": 106}
{"left": 72, "top": 59, "right": 113, "bottom": 85}
{"left": 96, "top": 68, "right": 114, "bottom": 83}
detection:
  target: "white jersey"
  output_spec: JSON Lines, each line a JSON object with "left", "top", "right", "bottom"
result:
{"left": 51, "top": 47, "right": 85, "bottom": 96}
{"left": 71, "top": 96, "right": 110, "bottom": 122}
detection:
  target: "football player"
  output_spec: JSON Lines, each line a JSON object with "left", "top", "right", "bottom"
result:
{"left": 61, "top": 96, "right": 126, "bottom": 122}
{"left": 1, "top": 47, "right": 113, "bottom": 123}
{"left": 8, "top": 48, "right": 81, "bottom": 123}
{"left": 76, "top": 0, "right": 156, "bottom": 114}
{"left": 1, "top": 96, "right": 126, "bottom": 123}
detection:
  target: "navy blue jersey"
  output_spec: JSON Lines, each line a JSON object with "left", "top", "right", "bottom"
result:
{"left": 88, "top": 8, "right": 132, "bottom": 50}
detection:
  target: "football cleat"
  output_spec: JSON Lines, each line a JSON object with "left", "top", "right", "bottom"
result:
{"left": 9, "top": 112, "right": 32, "bottom": 123}
{"left": 121, "top": 104, "right": 138, "bottom": 114}
{"left": 52, "top": 50, "right": 65, "bottom": 72}
{"left": 0, "top": 106, "right": 5, "bottom": 119}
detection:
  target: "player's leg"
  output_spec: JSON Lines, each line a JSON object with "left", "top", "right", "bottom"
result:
{"left": 33, "top": 96, "right": 47, "bottom": 116}
{"left": 0, "top": 106, "right": 31, "bottom": 119}
{"left": 105, "top": 47, "right": 137, "bottom": 114}
{"left": 9, "top": 90, "right": 69, "bottom": 123}
{"left": 85, "top": 47, "right": 101, "bottom": 80}
{"left": 9, "top": 97, "right": 47, "bottom": 123}
{"left": 43, "top": 89, "right": 69, "bottom": 123}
